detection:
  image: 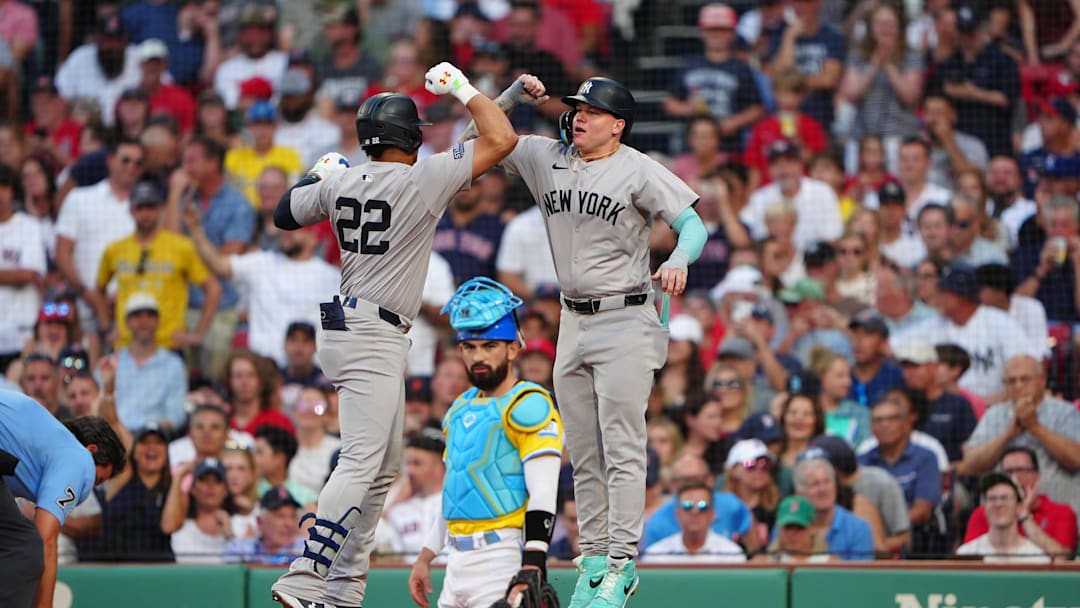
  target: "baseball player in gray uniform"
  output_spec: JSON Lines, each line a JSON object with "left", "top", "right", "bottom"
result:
{"left": 268, "top": 62, "right": 521, "bottom": 608}
{"left": 466, "top": 77, "right": 708, "bottom": 608}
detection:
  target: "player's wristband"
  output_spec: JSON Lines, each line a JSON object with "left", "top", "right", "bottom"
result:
{"left": 522, "top": 548, "right": 547, "bottom": 573}
{"left": 660, "top": 249, "right": 690, "bottom": 272}
{"left": 452, "top": 82, "right": 481, "bottom": 105}
{"left": 495, "top": 80, "right": 528, "bottom": 113}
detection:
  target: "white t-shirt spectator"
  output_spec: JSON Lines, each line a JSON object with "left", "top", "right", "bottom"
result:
{"left": 495, "top": 206, "right": 558, "bottom": 291}
{"left": 406, "top": 252, "right": 454, "bottom": 377}
{"left": 171, "top": 519, "right": 227, "bottom": 564}
{"left": 229, "top": 250, "right": 340, "bottom": 367}
{"left": 996, "top": 198, "right": 1037, "bottom": 250}
{"left": 275, "top": 112, "right": 342, "bottom": 167}
{"left": 956, "top": 535, "right": 1050, "bottom": 563}
{"left": 55, "top": 180, "right": 135, "bottom": 292}
{"left": 740, "top": 178, "right": 843, "bottom": 252}
{"left": 0, "top": 212, "right": 45, "bottom": 353}
{"left": 288, "top": 434, "right": 341, "bottom": 495}
{"left": 641, "top": 530, "right": 747, "bottom": 564}
{"left": 1009, "top": 295, "right": 1049, "bottom": 358}
{"left": 213, "top": 50, "right": 288, "bottom": 109}
{"left": 54, "top": 44, "right": 141, "bottom": 127}
{"left": 382, "top": 492, "right": 442, "bottom": 562}
{"left": 880, "top": 233, "right": 927, "bottom": 268}
{"left": 907, "top": 306, "right": 1041, "bottom": 398}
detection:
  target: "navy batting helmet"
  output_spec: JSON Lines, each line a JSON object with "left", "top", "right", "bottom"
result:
{"left": 355, "top": 93, "right": 431, "bottom": 153}
{"left": 560, "top": 77, "right": 636, "bottom": 143}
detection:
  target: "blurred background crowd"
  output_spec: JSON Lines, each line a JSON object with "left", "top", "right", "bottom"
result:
{"left": 0, "top": 0, "right": 1078, "bottom": 566}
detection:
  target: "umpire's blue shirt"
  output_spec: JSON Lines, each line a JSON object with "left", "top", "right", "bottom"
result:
{"left": 0, "top": 390, "right": 95, "bottom": 524}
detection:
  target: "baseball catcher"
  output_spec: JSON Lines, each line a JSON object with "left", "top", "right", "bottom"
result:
{"left": 409, "top": 278, "right": 563, "bottom": 608}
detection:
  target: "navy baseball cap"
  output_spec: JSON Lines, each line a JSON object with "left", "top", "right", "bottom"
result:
{"left": 766, "top": 138, "right": 801, "bottom": 162}
{"left": 849, "top": 309, "right": 889, "bottom": 337}
{"left": 285, "top": 321, "right": 316, "bottom": 340}
{"left": 247, "top": 100, "right": 277, "bottom": 123}
{"left": 405, "top": 376, "right": 433, "bottom": 402}
{"left": 194, "top": 457, "right": 227, "bottom": 481}
{"left": 1042, "top": 154, "right": 1080, "bottom": 179}
{"left": 803, "top": 241, "right": 836, "bottom": 268}
{"left": 805, "top": 435, "right": 858, "bottom": 476}
{"left": 955, "top": 3, "right": 981, "bottom": 32}
{"left": 130, "top": 180, "right": 165, "bottom": 206}
{"left": 787, "top": 370, "right": 822, "bottom": 398}
{"left": 1039, "top": 97, "right": 1079, "bottom": 125}
{"left": 937, "top": 266, "right": 980, "bottom": 301}
{"left": 260, "top": 485, "right": 301, "bottom": 510}
{"left": 735, "top": 412, "right": 783, "bottom": 444}
{"left": 878, "top": 181, "right": 905, "bottom": 204}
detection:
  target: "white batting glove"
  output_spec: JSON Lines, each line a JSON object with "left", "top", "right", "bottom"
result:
{"left": 309, "top": 152, "right": 350, "bottom": 181}
{"left": 424, "top": 62, "right": 480, "bottom": 105}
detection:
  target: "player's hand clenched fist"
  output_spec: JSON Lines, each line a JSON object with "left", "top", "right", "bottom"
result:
{"left": 309, "top": 152, "right": 350, "bottom": 181}
{"left": 425, "top": 62, "right": 480, "bottom": 104}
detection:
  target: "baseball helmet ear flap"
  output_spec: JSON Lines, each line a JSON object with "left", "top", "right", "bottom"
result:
{"left": 558, "top": 110, "right": 576, "bottom": 146}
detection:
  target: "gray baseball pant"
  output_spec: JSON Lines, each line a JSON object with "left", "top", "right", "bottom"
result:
{"left": 272, "top": 310, "right": 409, "bottom": 607}
{"left": 554, "top": 300, "right": 667, "bottom": 560}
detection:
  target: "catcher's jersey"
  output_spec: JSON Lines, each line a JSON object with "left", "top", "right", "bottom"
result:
{"left": 501, "top": 135, "right": 698, "bottom": 299}
{"left": 288, "top": 142, "right": 476, "bottom": 319}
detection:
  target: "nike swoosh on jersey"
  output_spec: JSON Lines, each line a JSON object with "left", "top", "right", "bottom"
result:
{"left": 552, "top": 163, "right": 569, "bottom": 170}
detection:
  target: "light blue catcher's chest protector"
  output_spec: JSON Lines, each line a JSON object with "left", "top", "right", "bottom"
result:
{"left": 441, "top": 381, "right": 552, "bottom": 522}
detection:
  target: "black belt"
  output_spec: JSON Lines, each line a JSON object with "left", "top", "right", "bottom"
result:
{"left": 341, "top": 296, "right": 406, "bottom": 328}
{"left": 562, "top": 293, "right": 649, "bottom": 315}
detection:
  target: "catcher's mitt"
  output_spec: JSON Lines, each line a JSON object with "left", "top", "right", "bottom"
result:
{"left": 488, "top": 568, "right": 560, "bottom": 608}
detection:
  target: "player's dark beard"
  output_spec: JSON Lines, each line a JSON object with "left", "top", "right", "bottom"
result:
{"left": 97, "top": 48, "right": 126, "bottom": 79}
{"left": 283, "top": 243, "right": 303, "bottom": 258}
{"left": 467, "top": 360, "right": 509, "bottom": 392}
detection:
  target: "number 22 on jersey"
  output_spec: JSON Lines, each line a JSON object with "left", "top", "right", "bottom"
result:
{"left": 336, "top": 197, "right": 392, "bottom": 255}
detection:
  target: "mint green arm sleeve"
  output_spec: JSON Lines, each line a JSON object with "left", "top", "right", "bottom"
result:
{"left": 663, "top": 206, "right": 707, "bottom": 269}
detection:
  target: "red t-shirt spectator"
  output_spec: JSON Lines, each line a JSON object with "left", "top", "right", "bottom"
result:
{"left": 149, "top": 83, "right": 197, "bottom": 134}
{"left": 963, "top": 494, "right": 1078, "bottom": 554}
{"left": 24, "top": 118, "right": 81, "bottom": 161}
{"left": 232, "top": 408, "right": 295, "bottom": 436}
{"left": 744, "top": 113, "right": 827, "bottom": 184}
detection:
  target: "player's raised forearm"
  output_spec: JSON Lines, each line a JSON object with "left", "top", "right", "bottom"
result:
{"left": 466, "top": 93, "right": 518, "bottom": 177}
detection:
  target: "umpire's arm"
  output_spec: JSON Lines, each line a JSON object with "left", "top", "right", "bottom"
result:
{"left": 32, "top": 508, "right": 60, "bottom": 608}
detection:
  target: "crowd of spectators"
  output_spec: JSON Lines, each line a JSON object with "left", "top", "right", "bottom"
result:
{"left": 0, "top": 0, "right": 1079, "bottom": 566}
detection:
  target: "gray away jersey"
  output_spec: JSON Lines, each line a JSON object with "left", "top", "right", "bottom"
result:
{"left": 289, "top": 142, "right": 476, "bottom": 319}
{"left": 501, "top": 136, "right": 698, "bottom": 299}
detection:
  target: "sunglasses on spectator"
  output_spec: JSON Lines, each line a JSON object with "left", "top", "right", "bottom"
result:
{"left": 39, "top": 301, "right": 74, "bottom": 323}
{"left": 119, "top": 155, "right": 143, "bottom": 167}
{"left": 838, "top": 248, "right": 864, "bottom": 255}
{"left": 680, "top": 500, "right": 711, "bottom": 512}
{"left": 712, "top": 378, "right": 744, "bottom": 391}
{"left": 61, "top": 355, "right": 87, "bottom": 371}
{"left": 950, "top": 219, "right": 973, "bottom": 229}
{"left": 742, "top": 457, "right": 771, "bottom": 471}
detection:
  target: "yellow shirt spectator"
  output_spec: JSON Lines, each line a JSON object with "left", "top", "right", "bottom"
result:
{"left": 225, "top": 146, "right": 303, "bottom": 207}
{"left": 97, "top": 230, "right": 210, "bottom": 348}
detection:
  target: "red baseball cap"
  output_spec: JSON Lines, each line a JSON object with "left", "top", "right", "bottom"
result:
{"left": 238, "top": 77, "right": 273, "bottom": 101}
{"left": 521, "top": 338, "right": 556, "bottom": 361}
